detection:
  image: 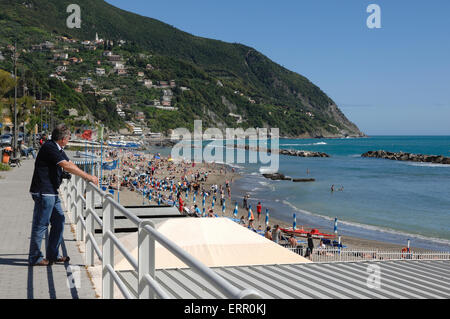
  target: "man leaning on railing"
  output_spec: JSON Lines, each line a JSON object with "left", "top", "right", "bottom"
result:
{"left": 28, "top": 124, "right": 99, "bottom": 266}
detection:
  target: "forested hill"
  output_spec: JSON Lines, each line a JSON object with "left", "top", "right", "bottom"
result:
{"left": 0, "top": 0, "right": 365, "bottom": 137}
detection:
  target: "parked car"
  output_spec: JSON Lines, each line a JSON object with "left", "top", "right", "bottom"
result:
{"left": 1, "top": 134, "right": 12, "bottom": 146}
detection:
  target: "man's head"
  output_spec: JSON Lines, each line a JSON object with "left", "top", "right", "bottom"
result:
{"left": 51, "top": 124, "right": 71, "bottom": 147}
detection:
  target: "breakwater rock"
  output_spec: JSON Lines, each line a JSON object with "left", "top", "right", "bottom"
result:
{"left": 279, "top": 149, "right": 330, "bottom": 158}
{"left": 262, "top": 173, "right": 293, "bottom": 181}
{"left": 262, "top": 173, "right": 316, "bottom": 182}
{"left": 362, "top": 150, "right": 450, "bottom": 165}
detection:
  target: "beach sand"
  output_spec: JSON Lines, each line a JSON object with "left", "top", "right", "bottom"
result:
{"left": 100, "top": 149, "right": 430, "bottom": 252}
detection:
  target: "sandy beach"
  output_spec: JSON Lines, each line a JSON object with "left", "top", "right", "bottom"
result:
{"left": 98, "top": 148, "right": 433, "bottom": 253}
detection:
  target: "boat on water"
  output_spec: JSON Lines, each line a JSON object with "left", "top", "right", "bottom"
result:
{"left": 280, "top": 227, "right": 336, "bottom": 239}
{"left": 107, "top": 141, "right": 142, "bottom": 148}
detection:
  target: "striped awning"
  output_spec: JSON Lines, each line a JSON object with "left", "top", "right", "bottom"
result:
{"left": 118, "top": 260, "right": 450, "bottom": 299}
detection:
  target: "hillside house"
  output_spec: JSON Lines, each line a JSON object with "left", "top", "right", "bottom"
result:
{"left": 97, "top": 89, "right": 113, "bottom": 96}
{"left": 136, "top": 112, "right": 145, "bottom": 121}
{"left": 113, "top": 62, "right": 125, "bottom": 69}
{"left": 158, "top": 81, "right": 169, "bottom": 88}
{"left": 96, "top": 68, "right": 106, "bottom": 75}
{"left": 56, "top": 66, "right": 67, "bottom": 73}
{"left": 144, "top": 80, "right": 153, "bottom": 88}
{"left": 108, "top": 55, "right": 121, "bottom": 62}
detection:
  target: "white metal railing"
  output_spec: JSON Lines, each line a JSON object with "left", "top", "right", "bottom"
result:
{"left": 283, "top": 246, "right": 450, "bottom": 263}
{"left": 62, "top": 174, "right": 261, "bottom": 300}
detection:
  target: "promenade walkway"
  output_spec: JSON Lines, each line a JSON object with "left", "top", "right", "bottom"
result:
{"left": 0, "top": 159, "right": 97, "bottom": 299}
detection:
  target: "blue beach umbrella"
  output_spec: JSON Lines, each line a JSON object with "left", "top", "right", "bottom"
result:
{"left": 202, "top": 195, "right": 206, "bottom": 208}
{"left": 293, "top": 213, "right": 297, "bottom": 230}
{"left": 186, "top": 190, "right": 188, "bottom": 201}
{"left": 222, "top": 200, "right": 226, "bottom": 214}
{"left": 212, "top": 196, "right": 215, "bottom": 209}
{"left": 265, "top": 209, "right": 269, "bottom": 227}
{"left": 233, "top": 202, "right": 238, "bottom": 218}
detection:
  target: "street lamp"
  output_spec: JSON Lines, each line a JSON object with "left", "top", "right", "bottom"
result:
{"left": 12, "top": 43, "right": 19, "bottom": 158}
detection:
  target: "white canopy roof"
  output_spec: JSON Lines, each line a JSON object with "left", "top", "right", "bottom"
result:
{"left": 115, "top": 218, "right": 310, "bottom": 270}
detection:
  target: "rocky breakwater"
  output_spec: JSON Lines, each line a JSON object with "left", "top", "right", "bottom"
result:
{"left": 227, "top": 144, "right": 330, "bottom": 158}
{"left": 262, "top": 173, "right": 316, "bottom": 182}
{"left": 362, "top": 150, "right": 450, "bottom": 165}
{"left": 279, "top": 149, "right": 330, "bottom": 158}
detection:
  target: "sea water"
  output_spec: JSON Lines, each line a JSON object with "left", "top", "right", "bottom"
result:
{"left": 149, "top": 136, "right": 450, "bottom": 251}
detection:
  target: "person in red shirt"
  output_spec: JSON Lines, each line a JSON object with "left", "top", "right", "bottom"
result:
{"left": 256, "top": 202, "right": 262, "bottom": 222}
{"left": 39, "top": 133, "right": 47, "bottom": 147}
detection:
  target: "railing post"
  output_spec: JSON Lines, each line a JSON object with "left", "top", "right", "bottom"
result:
{"left": 86, "top": 183, "right": 95, "bottom": 266}
{"left": 76, "top": 176, "right": 83, "bottom": 241}
{"left": 102, "top": 195, "right": 115, "bottom": 299}
{"left": 138, "top": 221, "right": 156, "bottom": 299}
{"left": 63, "top": 179, "right": 69, "bottom": 209}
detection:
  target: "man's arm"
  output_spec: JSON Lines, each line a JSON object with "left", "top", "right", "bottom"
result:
{"left": 58, "top": 160, "right": 99, "bottom": 185}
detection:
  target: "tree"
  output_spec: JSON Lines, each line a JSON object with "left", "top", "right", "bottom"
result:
{"left": 0, "top": 69, "right": 16, "bottom": 117}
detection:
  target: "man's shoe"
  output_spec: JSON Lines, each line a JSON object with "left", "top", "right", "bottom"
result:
{"left": 33, "top": 259, "right": 50, "bottom": 266}
{"left": 49, "top": 256, "right": 70, "bottom": 264}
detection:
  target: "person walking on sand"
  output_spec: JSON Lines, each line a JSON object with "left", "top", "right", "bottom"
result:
{"left": 272, "top": 225, "right": 281, "bottom": 244}
{"left": 256, "top": 202, "right": 262, "bottom": 222}
{"left": 28, "top": 124, "right": 98, "bottom": 266}
{"left": 288, "top": 234, "right": 297, "bottom": 247}
{"left": 304, "top": 233, "right": 314, "bottom": 260}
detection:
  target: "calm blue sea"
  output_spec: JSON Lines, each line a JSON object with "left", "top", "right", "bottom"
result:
{"left": 150, "top": 136, "right": 450, "bottom": 251}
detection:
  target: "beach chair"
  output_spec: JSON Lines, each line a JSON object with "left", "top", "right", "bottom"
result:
{"left": 322, "top": 239, "right": 332, "bottom": 246}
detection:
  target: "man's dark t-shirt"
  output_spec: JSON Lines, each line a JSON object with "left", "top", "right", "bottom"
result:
{"left": 30, "top": 140, "right": 70, "bottom": 195}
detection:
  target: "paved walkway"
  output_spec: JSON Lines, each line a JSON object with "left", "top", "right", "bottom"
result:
{"left": 0, "top": 159, "right": 97, "bottom": 299}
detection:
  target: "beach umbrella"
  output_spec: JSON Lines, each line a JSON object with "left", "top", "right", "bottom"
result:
{"left": 334, "top": 217, "right": 338, "bottom": 235}
{"left": 233, "top": 202, "right": 238, "bottom": 218}
{"left": 202, "top": 195, "right": 206, "bottom": 208}
{"left": 222, "top": 199, "right": 226, "bottom": 214}
{"left": 248, "top": 205, "right": 254, "bottom": 221}
{"left": 212, "top": 196, "right": 215, "bottom": 209}
{"left": 293, "top": 213, "right": 297, "bottom": 230}
{"left": 186, "top": 190, "right": 188, "bottom": 201}
{"left": 265, "top": 209, "right": 269, "bottom": 227}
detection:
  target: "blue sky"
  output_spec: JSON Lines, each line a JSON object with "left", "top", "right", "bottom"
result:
{"left": 106, "top": 0, "right": 450, "bottom": 135}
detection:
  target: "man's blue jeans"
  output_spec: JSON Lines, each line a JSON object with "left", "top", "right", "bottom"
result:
{"left": 28, "top": 194, "right": 65, "bottom": 265}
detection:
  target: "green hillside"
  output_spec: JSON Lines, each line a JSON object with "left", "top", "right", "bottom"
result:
{"left": 0, "top": 0, "right": 364, "bottom": 138}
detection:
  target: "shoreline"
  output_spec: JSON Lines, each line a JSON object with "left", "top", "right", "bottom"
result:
{"left": 104, "top": 147, "right": 445, "bottom": 253}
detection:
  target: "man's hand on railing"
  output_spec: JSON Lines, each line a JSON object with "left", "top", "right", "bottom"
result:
{"left": 87, "top": 175, "right": 99, "bottom": 186}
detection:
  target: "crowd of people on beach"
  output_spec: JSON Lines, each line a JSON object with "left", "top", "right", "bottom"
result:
{"left": 99, "top": 150, "right": 329, "bottom": 260}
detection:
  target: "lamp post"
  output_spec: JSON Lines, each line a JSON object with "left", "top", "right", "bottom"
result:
{"left": 12, "top": 43, "right": 19, "bottom": 158}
